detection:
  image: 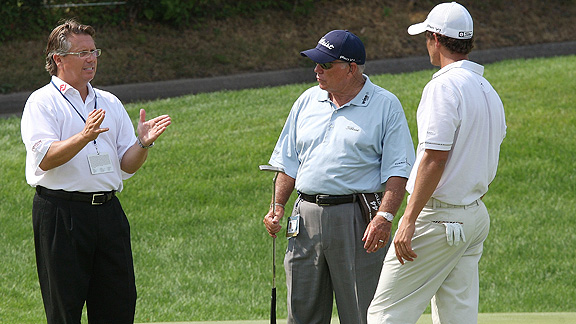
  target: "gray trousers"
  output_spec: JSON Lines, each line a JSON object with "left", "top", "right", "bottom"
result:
{"left": 284, "top": 199, "right": 388, "bottom": 324}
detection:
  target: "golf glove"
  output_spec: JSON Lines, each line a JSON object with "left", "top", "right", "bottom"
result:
{"left": 443, "top": 222, "right": 466, "bottom": 246}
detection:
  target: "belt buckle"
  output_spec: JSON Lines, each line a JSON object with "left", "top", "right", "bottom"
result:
{"left": 316, "top": 195, "right": 330, "bottom": 206}
{"left": 92, "top": 193, "right": 105, "bottom": 205}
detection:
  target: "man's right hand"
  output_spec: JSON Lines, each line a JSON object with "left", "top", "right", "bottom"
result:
{"left": 263, "top": 205, "right": 285, "bottom": 238}
{"left": 82, "top": 108, "right": 109, "bottom": 142}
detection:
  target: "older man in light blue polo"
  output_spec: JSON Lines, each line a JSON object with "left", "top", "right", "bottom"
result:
{"left": 262, "top": 29, "right": 415, "bottom": 324}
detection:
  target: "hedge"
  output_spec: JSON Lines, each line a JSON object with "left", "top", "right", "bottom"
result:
{"left": 0, "top": 0, "right": 316, "bottom": 42}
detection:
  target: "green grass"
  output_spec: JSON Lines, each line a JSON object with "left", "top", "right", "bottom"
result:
{"left": 1, "top": 55, "right": 575, "bottom": 323}
{"left": 135, "top": 313, "right": 576, "bottom": 324}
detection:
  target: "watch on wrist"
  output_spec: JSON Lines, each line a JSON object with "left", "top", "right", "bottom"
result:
{"left": 377, "top": 211, "right": 394, "bottom": 222}
{"left": 137, "top": 137, "right": 154, "bottom": 149}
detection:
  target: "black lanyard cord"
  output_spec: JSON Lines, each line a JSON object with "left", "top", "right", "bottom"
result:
{"left": 51, "top": 81, "right": 99, "bottom": 148}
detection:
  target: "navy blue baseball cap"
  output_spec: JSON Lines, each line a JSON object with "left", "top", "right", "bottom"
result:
{"left": 300, "top": 30, "right": 366, "bottom": 65}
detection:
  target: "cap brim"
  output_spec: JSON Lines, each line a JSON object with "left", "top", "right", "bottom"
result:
{"left": 300, "top": 48, "right": 336, "bottom": 64}
{"left": 407, "top": 22, "right": 427, "bottom": 35}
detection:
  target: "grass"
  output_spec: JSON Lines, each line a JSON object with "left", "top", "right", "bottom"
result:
{"left": 0, "top": 55, "right": 575, "bottom": 323}
{"left": 135, "top": 313, "right": 576, "bottom": 324}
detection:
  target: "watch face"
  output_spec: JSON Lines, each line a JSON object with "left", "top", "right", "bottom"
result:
{"left": 378, "top": 212, "right": 394, "bottom": 222}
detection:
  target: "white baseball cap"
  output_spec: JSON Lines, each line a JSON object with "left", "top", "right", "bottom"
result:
{"left": 407, "top": 2, "right": 473, "bottom": 39}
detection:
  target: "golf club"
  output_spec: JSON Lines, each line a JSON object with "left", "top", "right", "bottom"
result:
{"left": 259, "top": 164, "right": 285, "bottom": 324}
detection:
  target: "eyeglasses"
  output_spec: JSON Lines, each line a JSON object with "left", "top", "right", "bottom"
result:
{"left": 61, "top": 49, "right": 102, "bottom": 58}
{"left": 317, "top": 61, "right": 349, "bottom": 70}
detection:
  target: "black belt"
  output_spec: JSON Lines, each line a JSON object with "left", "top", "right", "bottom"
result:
{"left": 299, "top": 192, "right": 357, "bottom": 206}
{"left": 36, "top": 186, "right": 116, "bottom": 205}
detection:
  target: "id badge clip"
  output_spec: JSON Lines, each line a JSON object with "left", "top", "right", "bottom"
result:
{"left": 286, "top": 214, "right": 300, "bottom": 238}
{"left": 87, "top": 152, "right": 114, "bottom": 175}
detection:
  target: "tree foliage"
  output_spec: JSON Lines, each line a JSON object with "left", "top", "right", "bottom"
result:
{"left": 0, "top": 0, "right": 316, "bottom": 42}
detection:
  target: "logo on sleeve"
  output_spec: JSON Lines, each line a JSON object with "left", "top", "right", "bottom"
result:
{"left": 32, "top": 140, "right": 42, "bottom": 152}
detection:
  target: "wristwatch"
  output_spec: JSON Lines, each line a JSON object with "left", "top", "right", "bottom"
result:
{"left": 137, "top": 137, "right": 154, "bottom": 149}
{"left": 376, "top": 211, "right": 394, "bottom": 222}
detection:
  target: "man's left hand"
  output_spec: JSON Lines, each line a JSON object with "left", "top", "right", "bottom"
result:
{"left": 362, "top": 216, "right": 392, "bottom": 253}
{"left": 137, "top": 109, "right": 171, "bottom": 146}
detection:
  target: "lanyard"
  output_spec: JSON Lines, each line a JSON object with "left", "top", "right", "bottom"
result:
{"left": 51, "top": 81, "right": 100, "bottom": 153}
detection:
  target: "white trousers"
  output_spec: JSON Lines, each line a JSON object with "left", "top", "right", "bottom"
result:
{"left": 368, "top": 200, "right": 490, "bottom": 324}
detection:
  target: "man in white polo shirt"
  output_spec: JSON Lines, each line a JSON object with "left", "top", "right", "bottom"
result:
{"left": 368, "top": 2, "right": 506, "bottom": 324}
{"left": 263, "top": 30, "right": 415, "bottom": 324}
{"left": 21, "top": 19, "right": 171, "bottom": 324}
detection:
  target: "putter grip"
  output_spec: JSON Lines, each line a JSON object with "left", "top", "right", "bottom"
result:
{"left": 271, "top": 287, "right": 276, "bottom": 324}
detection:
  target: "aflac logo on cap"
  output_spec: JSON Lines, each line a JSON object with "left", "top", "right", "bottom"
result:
{"left": 318, "top": 37, "right": 335, "bottom": 50}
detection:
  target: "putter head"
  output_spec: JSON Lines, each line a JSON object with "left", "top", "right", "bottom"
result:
{"left": 259, "top": 165, "right": 284, "bottom": 173}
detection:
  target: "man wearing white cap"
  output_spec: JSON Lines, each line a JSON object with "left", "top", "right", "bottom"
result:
{"left": 368, "top": 2, "right": 506, "bottom": 324}
{"left": 263, "top": 29, "right": 415, "bottom": 323}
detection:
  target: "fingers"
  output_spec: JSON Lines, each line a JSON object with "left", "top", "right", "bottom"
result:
{"left": 137, "top": 110, "right": 172, "bottom": 144}
{"left": 445, "top": 223, "right": 454, "bottom": 246}
{"left": 87, "top": 108, "right": 105, "bottom": 127}
{"left": 393, "top": 222, "right": 418, "bottom": 264}
{"left": 445, "top": 223, "right": 465, "bottom": 246}
{"left": 365, "top": 235, "right": 388, "bottom": 253}
{"left": 152, "top": 115, "right": 172, "bottom": 135}
{"left": 394, "top": 239, "right": 417, "bottom": 264}
{"left": 83, "top": 109, "right": 109, "bottom": 140}
{"left": 362, "top": 218, "right": 391, "bottom": 253}
{"left": 149, "top": 114, "right": 171, "bottom": 128}
{"left": 263, "top": 212, "right": 282, "bottom": 238}
{"left": 460, "top": 225, "right": 466, "bottom": 243}
{"left": 395, "top": 248, "right": 407, "bottom": 265}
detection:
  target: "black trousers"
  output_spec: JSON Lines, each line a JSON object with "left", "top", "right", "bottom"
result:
{"left": 33, "top": 191, "right": 137, "bottom": 324}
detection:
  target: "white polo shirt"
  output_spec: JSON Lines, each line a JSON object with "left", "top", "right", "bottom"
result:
{"left": 406, "top": 60, "right": 506, "bottom": 205}
{"left": 21, "top": 76, "right": 137, "bottom": 192}
{"left": 270, "top": 75, "right": 415, "bottom": 195}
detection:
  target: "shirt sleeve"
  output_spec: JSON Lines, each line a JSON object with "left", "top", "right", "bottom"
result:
{"left": 420, "top": 82, "right": 460, "bottom": 151}
{"left": 107, "top": 92, "right": 138, "bottom": 179}
{"left": 21, "top": 95, "right": 59, "bottom": 176}
{"left": 268, "top": 100, "right": 301, "bottom": 179}
{"left": 380, "top": 100, "right": 416, "bottom": 182}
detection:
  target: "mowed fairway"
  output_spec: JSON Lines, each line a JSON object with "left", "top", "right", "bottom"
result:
{"left": 0, "top": 55, "right": 574, "bottom": 323}
{"left": 137, "top": 312, "right": 576, "bottom": 324}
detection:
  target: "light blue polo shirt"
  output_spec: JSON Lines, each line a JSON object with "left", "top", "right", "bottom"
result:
{"left": 269, "top": 75, "right": 415, "bottom": 195}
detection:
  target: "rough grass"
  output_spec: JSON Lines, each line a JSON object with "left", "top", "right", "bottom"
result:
{"left": 1, "top": 0, "right": 575, "bottom": 94}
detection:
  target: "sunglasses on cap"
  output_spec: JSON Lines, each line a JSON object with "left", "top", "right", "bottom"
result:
{"left": 317, "top": 61, "right": 350, "bottom": 70}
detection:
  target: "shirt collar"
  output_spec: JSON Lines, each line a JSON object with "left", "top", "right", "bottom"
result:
{"left": 317, "top": 74, "right": 375, "bottom": 108}
{"left": 51, "top": 76, "right": 96, "bottom": 101}
{"left": 432, "top": 60, "right": 484, "bottom": 79}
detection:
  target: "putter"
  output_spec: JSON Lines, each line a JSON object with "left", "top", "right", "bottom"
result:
{"left": 259, "top": 164, "right": 284, "bottom": 324}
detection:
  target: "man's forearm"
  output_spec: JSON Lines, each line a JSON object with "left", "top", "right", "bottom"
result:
{"left": 379, "top": 176, "right": 408, "bottom": 215}
{"left": 273, "top": 172, "right": 295, "bottom": 206}
{"left": 39, "top": 133, "right": 91, "bottom": 171}
{"left": 403, "top": 149, "right": 449, "bottom": 222}
{"left": 120, "top": 142, "right": 149, "bottom": 174}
